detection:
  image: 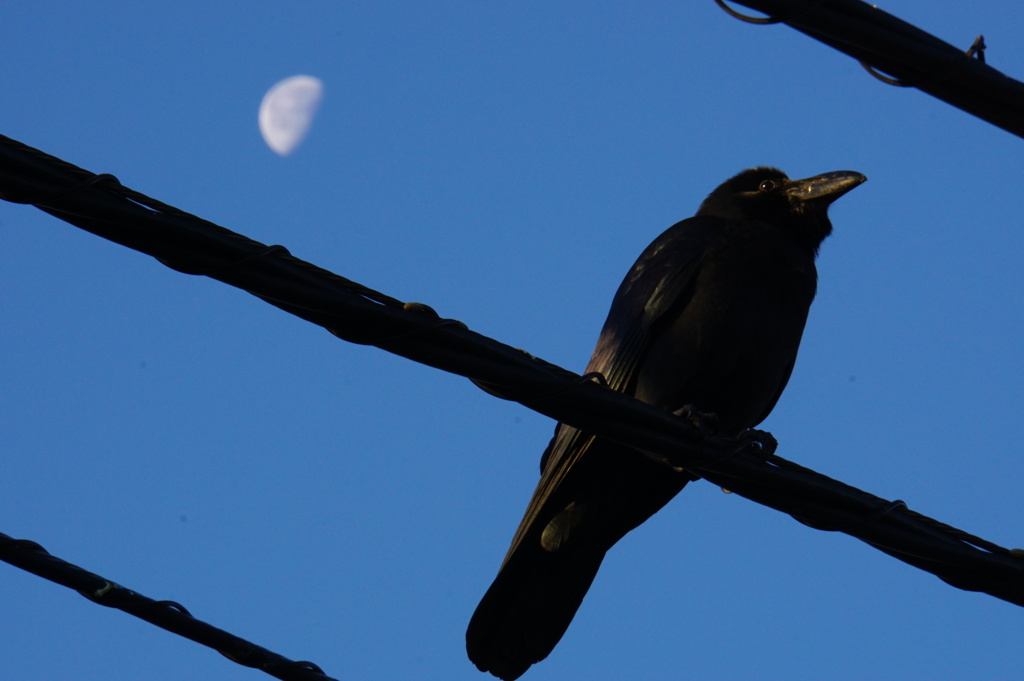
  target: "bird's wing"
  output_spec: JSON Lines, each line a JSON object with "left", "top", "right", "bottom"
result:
{"left": 585, "top": 215, "right": 723, "bottom": 390}
{"left": 504, "top": 216, "right": 720, "bottom": 562}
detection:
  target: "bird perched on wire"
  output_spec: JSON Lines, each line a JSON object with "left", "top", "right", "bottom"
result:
{"left": 466, "top": 167, "right": 866, "bottom": 680}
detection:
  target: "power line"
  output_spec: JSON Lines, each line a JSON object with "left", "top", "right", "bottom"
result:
{"left": 0, "top": 533, "right": 338, "bottom": 681}
{"left": 718, "top": 0, "right": 1024, "bottom": 138}
{"left": 4, "top": 1, "right": 1024, "bottom": 675}
{"left": 2, "top": 131, "right": 1023, "bottom": 623}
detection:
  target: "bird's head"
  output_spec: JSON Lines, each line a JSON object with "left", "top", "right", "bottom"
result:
{"left": 697, "top": 167, "right": 866, "bottom": 249}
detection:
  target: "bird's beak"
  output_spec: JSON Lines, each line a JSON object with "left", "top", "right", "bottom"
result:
{"left": 786, "top": 170, "right": 867, "bottom": 205}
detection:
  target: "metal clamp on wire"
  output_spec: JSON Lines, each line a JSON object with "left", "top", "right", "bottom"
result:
{"left": 712, "top": 0, "right": 826, "bottom": 26}
{"left": 861, "top": 35, "right": 987, "bottom": 87}
{"left": 470, "top": 369, "right": 607, "bottom": 402}
{"left": 794, "top": 498, "right": 909, "bottom": 533}
{"left": 6, "top": 172, "right": 121, "bottom": 207}
{"left": 157, "top": 243, "right": 293, "bottom": 277}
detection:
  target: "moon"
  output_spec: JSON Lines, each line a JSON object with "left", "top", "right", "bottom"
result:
{"left": 258, "top": 75, "right": 324, "bottom": 156}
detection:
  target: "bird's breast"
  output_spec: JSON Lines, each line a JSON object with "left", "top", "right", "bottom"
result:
{"left": 634, "top": 235, "right": 817, "bottom": 434}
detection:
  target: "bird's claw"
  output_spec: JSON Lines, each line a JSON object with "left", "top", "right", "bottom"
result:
{"left": 674, "top": 404, "right": 721, "bottom": 435}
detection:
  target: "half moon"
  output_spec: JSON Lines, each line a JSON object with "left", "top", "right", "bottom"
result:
{"left": 258, "top": 75, "right": 324, "bottom": 156}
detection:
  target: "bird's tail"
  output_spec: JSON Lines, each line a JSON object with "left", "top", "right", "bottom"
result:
{"left": 466, "top": 538, "right": 607, "bottom": 681}
{"left": 467, "top": 436, "right": 691, "bottom": 679}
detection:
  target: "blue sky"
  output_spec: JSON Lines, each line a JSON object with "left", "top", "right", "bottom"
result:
{"left": 3, "top": 2, "right": 1024, "bottom": 680}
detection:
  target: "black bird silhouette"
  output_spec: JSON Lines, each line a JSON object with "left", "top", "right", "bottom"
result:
{"left": 466, "top": 167, "right": 866, "bottom": 680}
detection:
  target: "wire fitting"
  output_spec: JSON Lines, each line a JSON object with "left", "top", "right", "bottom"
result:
{"left": 7, "top": 172, "right": 121, "bottom": 207}
{"left": 861, "top": 35, "right": 987, "bottom": 87}
{"left": 712, "top": 0, "right": 826, "bottom": 26}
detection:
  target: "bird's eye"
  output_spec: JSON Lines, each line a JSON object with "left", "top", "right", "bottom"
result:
{"left": 758, "top": 180, "right": 776, "bottom": 192}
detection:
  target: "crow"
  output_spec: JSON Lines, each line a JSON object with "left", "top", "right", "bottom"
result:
{"left": 466, "top": 167, "right": 866, "bottom": 679}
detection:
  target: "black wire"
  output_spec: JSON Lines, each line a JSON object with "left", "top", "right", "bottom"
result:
{"left": 3, "top": 2, "right": 1024, "bottom": 672}
{"left": 719, "top": 0, "right": 1024, "bottom": 139}
{"left": 3, "top": 130, "right": 1024, "bottom": 616}
{"left": 0, "top": 534, "right": 337, "bottom": 681}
